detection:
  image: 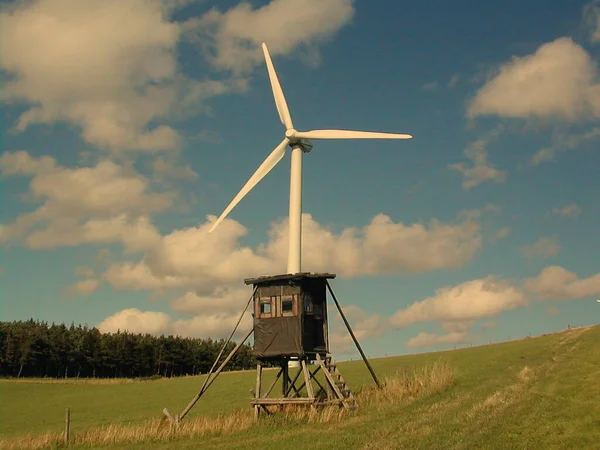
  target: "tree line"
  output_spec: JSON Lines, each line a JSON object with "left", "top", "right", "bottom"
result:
{"left": 0, "top": 319, "right": 257, "bottom": 379}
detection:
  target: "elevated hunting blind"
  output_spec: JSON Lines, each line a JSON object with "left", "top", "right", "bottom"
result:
{"left": 165, "top": 272, "right": 381, "bottom": 424}
{"left": 245, "top": 273, "right": 334, "bottom": 359}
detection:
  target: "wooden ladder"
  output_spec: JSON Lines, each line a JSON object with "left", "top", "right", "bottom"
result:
{"left": 316, "top": 353, "right": 358, "bottom": 409}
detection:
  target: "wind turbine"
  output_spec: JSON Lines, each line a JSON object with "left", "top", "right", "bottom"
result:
{"left": 209, "top": 43, "right": 413, "bottom": 275}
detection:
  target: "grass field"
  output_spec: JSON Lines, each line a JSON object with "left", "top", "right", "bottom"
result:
{"left": 1, "top": 325, "right": 599, "bottom": 449}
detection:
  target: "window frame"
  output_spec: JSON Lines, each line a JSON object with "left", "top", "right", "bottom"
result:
{"left": 257, "top": 296, "right": 273, "bottom": 318}
{"left": 280, "top": 295, "right": 296, "bottom": 317}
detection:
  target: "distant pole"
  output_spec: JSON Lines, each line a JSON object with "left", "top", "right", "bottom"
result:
{"left": 64, "top": 408, "right": 71, "bottom": 445}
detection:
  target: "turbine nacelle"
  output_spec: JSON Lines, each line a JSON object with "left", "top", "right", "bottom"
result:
{"left": 296, "top": 138, "right": 313, "bottom": 153}
{"left": 285, "top": 129, "right": 313, "bottom": 152}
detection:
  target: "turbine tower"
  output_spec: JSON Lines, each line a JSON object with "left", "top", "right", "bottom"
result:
{"left": 209, "top": 43, "right": 413, "bottom": 274}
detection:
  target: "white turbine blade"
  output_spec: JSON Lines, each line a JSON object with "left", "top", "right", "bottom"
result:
{"left": 209, "top": 139, "right": 288, "bottom": 233}
{"left": 294, "top": 129, "right": 413, "bottom": 140}
{"left": 262, "top": 43, "right": 293, "bottom": 130}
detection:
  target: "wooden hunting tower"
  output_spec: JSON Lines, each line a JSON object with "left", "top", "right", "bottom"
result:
{"left": 167, "top": 272, "right": 380, "bottom": 424}
{"left": 244, "top": 272, "right": 334, "bottom": 359}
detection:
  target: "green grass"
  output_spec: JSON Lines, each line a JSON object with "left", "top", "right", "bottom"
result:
{"left": 2, "top": 325, "right": 599, "bottom": 449}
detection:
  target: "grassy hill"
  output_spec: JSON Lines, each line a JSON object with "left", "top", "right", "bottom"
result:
{"left": 1, "top": 325, "right": 599, "bottom": 449}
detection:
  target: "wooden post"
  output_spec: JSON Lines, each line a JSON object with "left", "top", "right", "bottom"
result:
{"left": 282, "top": 361, "right": 289, "bottom": 397}
{"left": 326, "top": 282, "right": 381, "bottom": 388}
{"left": 64, "top": 408, "right": 71, "bottom": 445}
{"left": 301, "top": 359, "right": 315, "bottom": 400}
{"left": 254, "top": 363, "right": 262, "bottom": 420}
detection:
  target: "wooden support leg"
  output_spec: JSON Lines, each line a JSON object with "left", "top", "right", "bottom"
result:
{"left": 254, "top": 363, "right": 262, "bottom": 421}
{"left": 302, "top": 359, "right": 315, "bottom": 401}
{"left": 282, "top": 362, "right": 289, "bottom": 398}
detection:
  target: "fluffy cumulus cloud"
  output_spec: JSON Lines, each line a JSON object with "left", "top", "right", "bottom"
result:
{"left": 189, "top": 0, "right": 355, "bottom": 73}
{"left": 389, "top": 276, "right": 526, "bottom": 329}
{"left": 268, "top": 214, "right": 482, "bottom": 277}
{"left": 67, "top": 279, "right": 101, "bottom": 296}
{"left": 449, "top": 139, "right": 507, "bottom": 190}
{"left": 468, "top": 38, "right": 600, "bottom": 122}
{"left": 328, "top": 305, "right": 387, "bottom": 354}
{"left": 97, "top": 307, "right": 253, "bottom": 339}
{"left": 103, "top": 212, "right": 482, "bottom": 295}
{"left": 524, "top": 266, "right": 600, "bottom": 300}
{"left": 97, "top": 309, "right": 174, "bottom": 335}
{"left": 405, "top": 331, "right": 476, "bottom": 349}
{"left": 0, "top": 0, "right": 246, "bottom": 152}
{"left": 521, "top": 236, "right": 560, "bottom": 259}
{"left": 152, "top": 157, "right": 198, "bottom": 181}
{"left": 0, "top": 152, "right": 167, "bottom": 250}
{"left": 170, "top": 287, "right": 253, "bottom": 316}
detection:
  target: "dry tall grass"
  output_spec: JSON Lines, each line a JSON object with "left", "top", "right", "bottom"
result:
{"left": 0, "top": 362, "right": 455, "bottom": 450}
{"left": 360, "top": 361, "right": 455, "bottom": 411}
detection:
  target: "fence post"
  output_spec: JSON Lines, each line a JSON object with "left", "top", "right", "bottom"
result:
{"left": 64, "top": 408, "right": 71, "bottom": 445}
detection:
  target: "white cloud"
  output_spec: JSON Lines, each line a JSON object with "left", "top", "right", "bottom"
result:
{"left": 583, "top": 0, "right": 600, "bottom": 43}
{"left": 97, "top": 308, "right": 174, "bottom": 335}
{"left": 328, "top": 305, "right": 387, "bottom": 354}
{"left": 0, "top": 151, "right": 56, "bottom": 175}
{"left": 468, "top": 38, "right": 600, "bottom": 122}
{"left": 546, "top": 306, "right": 561, "bottom": 315}
{"left": 449, "top": 139, "right": 507, "bottom": 189}
{"left": 264, "top": 214, "right": 482, "bottom": 277}
{"left": 389, "top": 276, "right": 526, "bottom": 329}
{"left": 170, "top": 287, "right": 252, "bottom": 316}
{"left": 152, "top": 157, "right": 198, "bottom": 181}
{"left": 552, "top": 204, "right": 582, "bottom": 218}
{"left": 521, "top": 236, "right": 560, "bottom": 259}
{"left": 97, "top": 307, "right": 253, "bottom": 339}
{"left": 406, "top": 331, "right": 476, "bottom": 349}
{"left": 531, "top": 127, "right": 600, "bottom": 165}
{"left": 1, "top": 152, "right": 167, "bottom": 251}
{"left": 0, "top": 0, "right": 245, "bottom": 152}
{"left": 189, "top": 0, "right": 355, "bottom": 73}
{"left": 67, "top": 279, "right": 100, "bottom": 296}
{"left": 171, "top": 313, "right": 253, "bottom": 340}
{"left": 524, "top": 266, "right": 600, "bottom": 300}
{"left": 103, "top": 212, "right": 482, "bottom": 294}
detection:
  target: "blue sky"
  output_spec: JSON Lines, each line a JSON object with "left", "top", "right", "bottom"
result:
{"left": 1, "top": 0, "right": 599, "bottom": 359}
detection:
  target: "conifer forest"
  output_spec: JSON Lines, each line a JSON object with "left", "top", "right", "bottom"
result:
{"left": 0, "top": 320, "right": 256, "bottom": 379}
